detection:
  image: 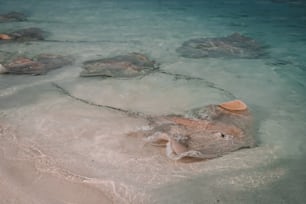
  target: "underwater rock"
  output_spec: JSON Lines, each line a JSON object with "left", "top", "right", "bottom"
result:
{"left": 129, "top": 100, "right": 255, "bottom": 161}
{"left": 1, "top": 54, "right": 73, "bottom": 75}
{"left": 80, "top": 52, "right": 158, "bottom": 77}
{"left": 0, "top": 28, "right": 45, "bottom": 42}
{"left": 176, "top": 33, "right": 266, "bottom": 59}
{"left": 0, "top": 11, "right": 27, "bottom": 23}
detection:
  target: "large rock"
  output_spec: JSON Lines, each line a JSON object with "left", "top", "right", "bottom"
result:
{"left": 177, "top": 33, "right": 266, "bottom": 59}
{"left": 80, "top": 52, "right": 158, "bottom": 78}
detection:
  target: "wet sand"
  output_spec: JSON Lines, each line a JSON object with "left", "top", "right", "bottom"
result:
{"left": 1, "top": 0, "right": 306, "bottom": 203}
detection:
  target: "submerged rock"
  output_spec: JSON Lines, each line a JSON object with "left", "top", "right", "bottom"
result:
{"left": 177, "top": 33, "right": 266, "bottom": 59}
{"left": 0, "top": 28, "right": 45, "bottom": 42}
{"left": 80, "top": 52, "right": 158, "bottom": 77}
{"left": 0, "top": 11, "right": 27, "bottom": 23}
{"left": 1, "top": 54, "right": 73, "bottom": 75}
{"left": 129, "top": 100, "right": 255, "bottom": 161}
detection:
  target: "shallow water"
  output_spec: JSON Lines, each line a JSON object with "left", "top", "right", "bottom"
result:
{"left": 1, "top": 0, "right": 306, "bottom": 203}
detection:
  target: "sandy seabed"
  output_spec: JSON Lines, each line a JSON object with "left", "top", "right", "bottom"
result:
{"left": 1, "top": 0, "right": 306, "bottom": 203}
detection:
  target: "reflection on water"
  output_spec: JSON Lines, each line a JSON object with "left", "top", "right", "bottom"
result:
{"left": 1, "top": 0, "right": 306, "bottom": 203}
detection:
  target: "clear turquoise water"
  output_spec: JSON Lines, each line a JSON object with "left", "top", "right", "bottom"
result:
{"left": 0, "top": 0, "right": 305, "bottom": 203}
